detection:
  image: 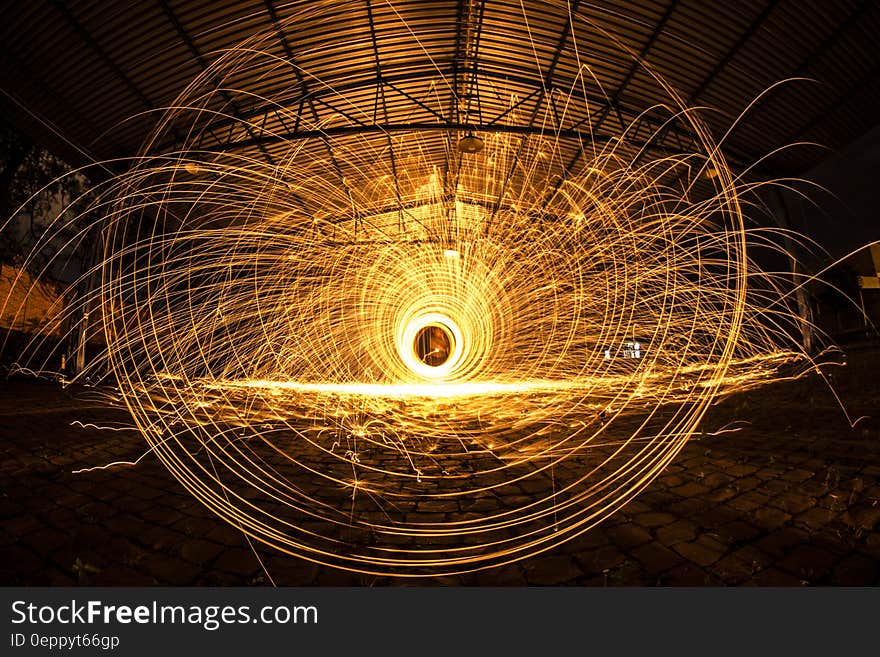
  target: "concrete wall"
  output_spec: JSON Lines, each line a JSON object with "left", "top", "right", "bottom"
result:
{"left": 779, "top": 123, "right": 880, "bottom": 264}
{"left": 0, "top": 263, "right": 66, "bottom": 336}
{"left": 774, "top": 123, "right": 880, "bottom": 340}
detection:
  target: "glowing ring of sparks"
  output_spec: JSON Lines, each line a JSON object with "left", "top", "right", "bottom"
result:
{"left": 400, "top": 315, "right": 461, "bottom": 378}
{"left": 359, "top": 241, "right": 508, "bottom": 385}
{"left": 6, "top": 1, "right": 821, "bottom": 576}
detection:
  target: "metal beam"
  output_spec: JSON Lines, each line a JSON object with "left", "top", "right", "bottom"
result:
{"left": 263, "top": 0, "right": 355, "bottom": 220}
{"left": 486, "top": 88, "right": 543, "bottom": 127}
{"left": 545, "top": 0, "right": 680, "bottom": 210}
{"left": 689, "top": 0, "right": 782, "bottom": 103}
{"left": 49, "top": 1, "right": 194, "bottom": 150}
{"left": 725, "top": 0, "right": 875, "bottom": 144}
{"left": 384, "top": 81, "right": 447, "bottom": 123}
{"left": 444, "top": 0, "right": 486, "bottom": 210}
{"left": 785, "top": 62, "right": 880, "bottom": 145}
{"left": 592, "top": 0, "right": 679, "bottom": 136}
{"left": 145, "top": 24, "right": 752, "bottom": 179}
{"left": 158, "top": 0, "right": 276, "bottom": 167}
{"left": 200, "top": 121, "right": 694, "bottom": 156}
{"left": 365, "top": 0, "right": 404, "bottom": 230}
{"left": 158, "top": 65, "right": 614, "bottom": 152}
{"left": 489, "top": 0, "right": 583, "bottom": 225}
{"left": 50, "top": 1, "right": 155, "bottom": 112}
{"left": 626, "top": 0, "right": 781, "bottom": 179}
{"left": 0, "top": 49, "right": 105, "bottom": 163}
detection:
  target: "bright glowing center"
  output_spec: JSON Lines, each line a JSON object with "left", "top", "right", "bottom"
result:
{"left": 398, "top": 313, "right": 465, "bottom": 380}
{"left": 414, "top": 324, "right": 454, "bottom": 367}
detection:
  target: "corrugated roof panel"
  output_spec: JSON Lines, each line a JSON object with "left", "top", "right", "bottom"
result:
{"left": 0, "top": 0, "right": 875, "bottom": 180}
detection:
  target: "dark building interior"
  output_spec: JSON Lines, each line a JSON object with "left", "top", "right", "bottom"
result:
{"left": 1, "top": 0, "right": 879, "bottom": 586}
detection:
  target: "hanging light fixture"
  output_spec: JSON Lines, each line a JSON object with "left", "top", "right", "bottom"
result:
{"left": 457, "top": 132, "right": 484, "bottom": 154}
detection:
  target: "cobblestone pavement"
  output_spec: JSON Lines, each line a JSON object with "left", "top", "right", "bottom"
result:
{"left": 2, "top": 345, "right": 878, "bottom": 586}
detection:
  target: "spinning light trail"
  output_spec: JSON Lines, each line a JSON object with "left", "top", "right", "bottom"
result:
{"left": 2, "top": 1, "right": 833, "bottom": 575}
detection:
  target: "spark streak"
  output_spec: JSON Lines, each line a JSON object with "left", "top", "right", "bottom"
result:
{"left": 0, "top": 1, "right": 849, "bottom": 575}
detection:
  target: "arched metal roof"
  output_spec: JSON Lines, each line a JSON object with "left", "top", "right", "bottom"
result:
{"left": 0, "top": 0, "right": 878, "bottom": 178}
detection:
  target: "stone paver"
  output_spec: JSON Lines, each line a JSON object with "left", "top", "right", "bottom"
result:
{"left": 1, "top": 342, "right": 879, "bottom": 585}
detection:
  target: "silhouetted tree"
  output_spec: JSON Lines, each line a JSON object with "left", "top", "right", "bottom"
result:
{"left": 0, "top": 114, "right": 93, "bottom": 280}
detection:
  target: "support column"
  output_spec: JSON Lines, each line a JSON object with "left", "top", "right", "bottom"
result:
{"left": 773, "top": 189, "right": 815, "bottom": 354}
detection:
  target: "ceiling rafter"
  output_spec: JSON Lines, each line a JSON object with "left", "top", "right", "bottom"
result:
{"left": 263, "top": 0, "right": 356, "bottom": 222}
{"left": 200, "top": 121, "right": 689, "bottom": 155}
{"left": 786, "top": 61, "right": 880, "bottom": 145}
{"left": 541, "top": 0, "right": 681, "bottom": 211}
{"left": 0, "top": 0, "right": 876, "bottom": 181}
{"left": 365, "top": 0, "right": 404, "bottom": 231}
{"left": 726, "top": 0, "right": 876, "bottom": 146}
{"left": 384, "top": 81, "right": 448, "bottom": 122}
{"left": 633, "top": 0, "right": 783, "bottom": 179}
{"left": 49, "top": 1, "right": 191, "bottom": 151}
{"left": 443, "top": 0, "right": 486, "bottom": 209}
{"left": 193, "top": 101, "right": 716, "bottom": 168}
{"left": 689, "top": 0, "right": 783, "bottom": 103}
{"left": 50, "top": 0, "right": 155, "bottom": 113}
{"left": 158, "top": 0, "right": 277, "bottom": 167}
{"left": 0, "top": 46, "right": 112, "bottom": 162}
{"left": 591, "top": 0, "right": 680, "bottom": 135}
{"left": 488, "top": 0, "right": 584, "bottom": 225}
{"left": 171, "top": 66, "right": 616, "bottom": 152}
